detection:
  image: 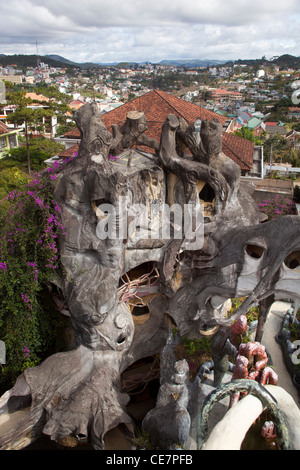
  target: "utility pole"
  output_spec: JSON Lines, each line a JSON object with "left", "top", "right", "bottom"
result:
{"left": 36, "top": 41, "right": 40, "bottom": 71}
{"left": 268, "top": 143, "right": 273, "bottom": 174}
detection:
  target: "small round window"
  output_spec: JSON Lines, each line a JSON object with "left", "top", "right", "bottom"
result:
{"left": 284, "top": 251, "right": 300, "bottom": 270}
{"left": 245, "top": 244, "right": 265, "bottom": 259}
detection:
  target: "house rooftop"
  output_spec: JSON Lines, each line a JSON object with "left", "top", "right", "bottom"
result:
{"left": 265, "top": 125, "right": 287, "bottom": 135}
{"left": 222, "top": 132, "right": 253, "bottom": 170}
{"left": 62, "top": 89, "right": 253, "bottom": 171}
{"left": 247, "top": 117, "right": 262, "bottom": 129}
{"left": 209, "top": 88, "right": 243, "bottom": 96}
{"left": 0, "top": 121, "right": 9, "bottom": 135}
{"left": 69, "top": 100, "right": 85, "bottom": 110}
{"left": 25, "top": 92, "right": 50, "bottom": 103}
{"left": 64, "top": 89, "right": 227, "bottom": 140}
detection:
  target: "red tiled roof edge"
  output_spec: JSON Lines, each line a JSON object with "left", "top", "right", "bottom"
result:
{"left": 62, "top": 90, "right": 253, "bottom": 169}
{"left": 222, "top": 132, "right": 254, "bottom": 170}
{"left": 63, "top": 89, "right": 227, "bottom": 138}
{"left": 0, "top": 121, "right": 9, "bottom": 135}
{"left": 152, "top": 89, "right": 228, "bottom": 125}
{"left": 58, "top": 143, "right": 79, "bottom": 157}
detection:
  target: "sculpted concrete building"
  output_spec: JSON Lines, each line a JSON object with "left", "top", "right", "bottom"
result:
{"left": 0, "top": 94, "right": 299, "bottom": 450}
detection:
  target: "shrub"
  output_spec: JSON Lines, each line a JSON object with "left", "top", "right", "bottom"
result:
{"left": 294, "top": 186, "right": 300, "bottom": 204}
{"left": 257, "top": 195, "right": 296, "bottom": 220}
{"left": 0, "top": 167, "right": 29, "bottom": 200}
{"left": 0, "top": 155, "right": 76, "bottom": 387}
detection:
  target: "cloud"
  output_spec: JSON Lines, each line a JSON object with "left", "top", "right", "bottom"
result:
{"left": 16, "top": 0, "right": 300, "bottom": 27}
{"left": 0, "top": 0, "right": 300, "bottom": 62}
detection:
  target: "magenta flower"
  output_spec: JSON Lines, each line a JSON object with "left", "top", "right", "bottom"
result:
{"left": 22, "top": 344, "right": 30, "bottom": 358}
{"left": 21, "top": 293, "right": 32, "bottom": 309}
{"left": 108, "top": 154, "right": 119, "bottom": 162}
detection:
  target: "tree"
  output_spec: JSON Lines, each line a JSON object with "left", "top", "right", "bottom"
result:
{"left": 7, "top": 137, "right": 64, "bottom": 172}
{"left": 6, "top": 91, "right": 34, "bottom": 175}
{"left": 202, "top": 90, "right": 212, "bottom": 101}
{"left": 6, "top": 90, "right": 57, "bottom": 176}
{"left": 268, "top": 97, "right": 293, "bottom": 122}
{"left": 127, "top": 92, "right": 137, "bottom": 102}
{"left": 233, "top": 127, "right": 262, "bottom": 145}
{"left": 261, "top": 134, "right": 290, "bottom": 164}
{"left": 288, "top": 150, "right": 300, "bottom": 167}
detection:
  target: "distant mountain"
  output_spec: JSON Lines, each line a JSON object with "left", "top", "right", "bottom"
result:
{"left": 44, "top": 54, "right": 101, "bottom": 69}
{"left": 0, "top": 54, "right": 227, "bottom": 69}
{"left": 0, "top": 53, "right": 102, "bottom": 70}
{"left": 0, "top": 54, "right": 77, "bottom": 69}
{"left": 271, "top": 54, "right": 300, "bottom": 68}
{"left": 157, "top": 59, "right": 227, "bottom": 67}
{"left": 44, "top": 54, "right": 78, "bottom": 66}
{"left": 225, "top": 54, "right": 300, "bottom": 69}
{"left": 0, "top": 53, "right": 299, "bottom": 70}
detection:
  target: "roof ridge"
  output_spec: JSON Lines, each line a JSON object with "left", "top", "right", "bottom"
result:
{"left": 222, "top": 134, "right": 253, "bottom": 169}
{"left": 154, "top": 89, "right": 200, "bottom": 122}
{"left": 154, "top": 89, "right": 226, "bottom": 123}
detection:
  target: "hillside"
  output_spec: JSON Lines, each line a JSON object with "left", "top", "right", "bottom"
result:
{"left": 0, "top": 53, "right": 299, "bottom": 70}
{"left": 44, "top": 55, "right": 103, "bottom": 69}
{"left": 225, "top": 54, "right": 300, "bottom": 69}
{"left": 271, "top": 54, "right": 300, "bottom": 68}
{"left": 157, "top": 59, "right": 226, "bottom": 67}
{"left": 0, "top": 54, "right": 77, "bottom": 69}
{"left": 0, "top": 54, "right": 102, "bottom": 70}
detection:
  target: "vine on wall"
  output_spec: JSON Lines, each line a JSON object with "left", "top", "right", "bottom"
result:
{"left": 0, "top": 155, "right": 76, "bottom": 387}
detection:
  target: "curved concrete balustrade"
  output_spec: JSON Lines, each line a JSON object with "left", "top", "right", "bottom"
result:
{"left": 203, "top": 384, "right": 300, "bottom": 450}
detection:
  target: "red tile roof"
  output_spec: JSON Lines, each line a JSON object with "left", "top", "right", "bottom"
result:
{"left": 63, "top": 127, "right": 80, "bottom": 138}
{"left": 103, "top": 89, "right": 227, "bottom": 128}
{"left": 58, "top": 143, "right": 79, "bottom": 158}
{"left": 210, "top": 88, "right": 243, "bottom": 97}
{"left": 64, "top": 90, "right": 226, "bottom": 139}
{"left": 62, "top": 90, "right": 253, "bottom": 170}
{"left": 69, "top": 100, "right": 85, "bottom": 110}
{"left": 25, "top": 92, "right": 50, "bottom": 103}
{"left": 0, "top": 121, "right": 9, "bottom": 135}
{"left": 222, "top": 132, "right": 254, "bottom": 170}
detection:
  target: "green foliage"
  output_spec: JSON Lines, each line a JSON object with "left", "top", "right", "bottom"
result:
{"left": 0, "top": 54, "right": 77, "bottom": 71}
{"left": 183, "top": 336, "right": 212, "bottom": 356}
{"left": 1, "top": 137, "right": 64, "bottom": 173}
{"left": 0, "top": 167, "right": 28, "bottom": 200}
{"left": 33, "top": 85, "right": 67, "bottom": 102}
{"left": 233, "top": 127, "right": 262, "bottom": 145}
{"left": 142, "top": 71, "right": 198, "bottom": 91}
{"left": 289, "top": 322, "right": 300, "bottom": 343}
{"left": 8, "top": 137, "right": 64, "bottom": 171}
{"left": 130, "top": 430, "right": 154, "bottom": 450}
{"left": 288, "top": 150, "right": 300, "bottom": 168}
{"left": 56, "top": 121, "right": 76, "bottom": 136}
{"left": 294, "top": 186, "right": 300, "bottom": 204}
{"left": 0, "top": 157, "right": 74, "bottom": 387}
{"left": 230, "top": 298, "right": 259, "bottom": 323}
{"left": 261, "top": 134, "right": 290, "bottom": 164}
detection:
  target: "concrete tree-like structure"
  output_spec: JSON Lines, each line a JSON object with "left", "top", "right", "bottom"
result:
{"left": 1, "top": 103, "right": 300, "bottom": 450}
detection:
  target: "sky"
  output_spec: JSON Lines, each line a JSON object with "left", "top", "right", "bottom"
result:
{"left": 1, "top": 0, "right": 300, "bottom": 64}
